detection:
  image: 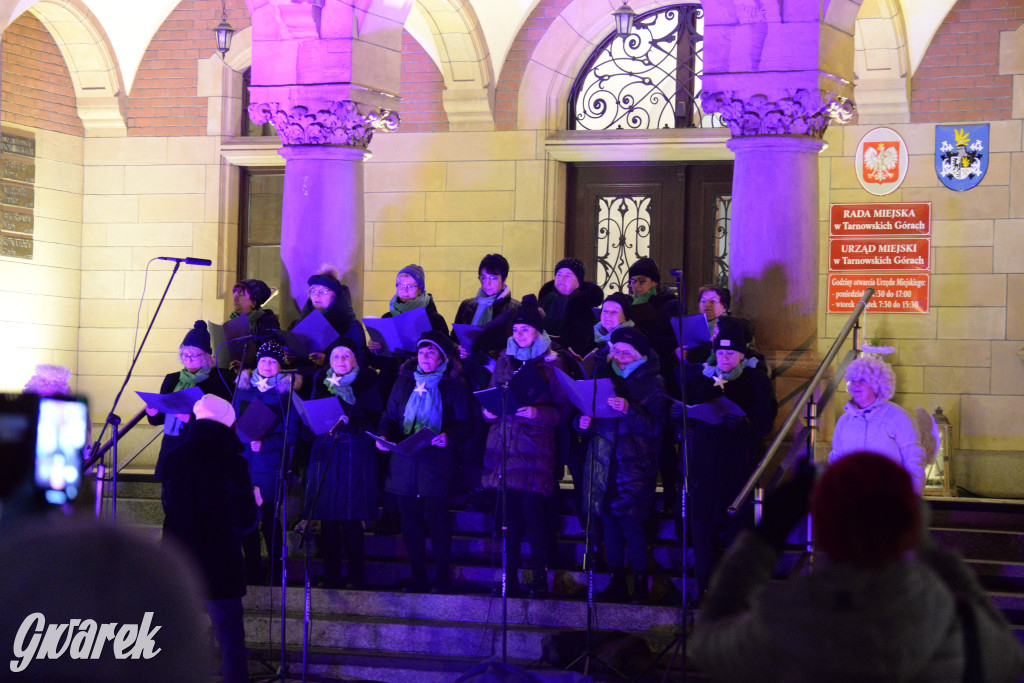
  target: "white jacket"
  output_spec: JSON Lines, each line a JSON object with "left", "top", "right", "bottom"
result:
{"left": 829, "top": 400, "right": 926, "bottom": 493}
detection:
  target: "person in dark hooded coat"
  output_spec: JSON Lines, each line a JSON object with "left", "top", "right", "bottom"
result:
{"left": 536, "top": 257, "right": 604, "bottom": 359}
{"left": 298, "top": 337, "right": 383, "bottom": 589}
{"left": 377, "top": 330, "right": 471, "bottom": 593}
{"left": 576, "top": 327, "right": 665, "bottom": 604}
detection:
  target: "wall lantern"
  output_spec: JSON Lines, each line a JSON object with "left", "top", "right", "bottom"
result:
{"left": 214, "top": 0, "right": 234, "bottom": 57}
{"left": 613, "top": 1, "right": 636, "bottom": 37}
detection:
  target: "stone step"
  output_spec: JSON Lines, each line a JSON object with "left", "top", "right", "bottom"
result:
{"left": 930, "top": 528, "right": 1024, "bottom": 564}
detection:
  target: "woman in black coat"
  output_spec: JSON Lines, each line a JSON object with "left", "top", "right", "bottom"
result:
{"left": 376, "top": 331, "right": 472, "bottom": 593}
{"left": 300, "top": 338, "right": 383, "bottom": 589}
{"left": 684, "top": 318, "right": 777, "bottom": 595}
{"left": 576, "top": 327, "right": 665, "bottom": 604}
{"left": 146, "top": 321, "right": 231, "bottom": 481}
{"left": 160, "top": 394, "right": 259, "bottom": 683}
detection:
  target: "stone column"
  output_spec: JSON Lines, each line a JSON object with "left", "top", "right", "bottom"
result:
{"left": 702, "top": 90, "right": 851, "bottom": 359}
{"left": 248, "top": 100, "right": 399, "bottom": 315}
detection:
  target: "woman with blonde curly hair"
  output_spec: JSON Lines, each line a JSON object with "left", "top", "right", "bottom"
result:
{"left": 828, "top": 354, "right": 925, "bottom": 493}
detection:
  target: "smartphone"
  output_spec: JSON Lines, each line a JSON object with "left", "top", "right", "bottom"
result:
{"left": 33, "top": 397, "right": 88, "bottom": 505}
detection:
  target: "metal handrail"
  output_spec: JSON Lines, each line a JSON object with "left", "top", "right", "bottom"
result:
{"left": 728, "top": 288, "right": 875, "bottom": 515}
{"left": 83, "top": 408, "right": 147, "bottom": 473}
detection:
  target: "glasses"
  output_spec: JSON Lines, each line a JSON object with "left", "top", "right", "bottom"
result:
{"left": 396, "top": 282, "right": 419, "bottom": 292}
{"left": 478, "top": 274, "right": 502, "bottom": 283}
{"left": 309, "top": 286, "right": 333, "bottom": 297}
{"left": 180, "top": 352, "right": 205, "bottom": 361}
{"left": 628, "top": 277, "right": 649, "bottom": 286}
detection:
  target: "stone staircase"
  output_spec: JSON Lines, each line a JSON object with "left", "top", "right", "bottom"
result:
{"left": 112, "top": 476, "right": 1024, "bottom": 681}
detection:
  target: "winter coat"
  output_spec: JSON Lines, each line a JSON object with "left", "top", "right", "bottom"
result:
{"left": 295, "top": 288, "right": 369, "bottom": 396}
{"left": 160, "top": 419, "right": 259, "bottom": 600}
{"left": 234, "top": 371, "right": 299, "bottom": 499}
{"left": 579, "top": 357, "right": 666, "bottom": 518}
{"left": 537, "top": 280, "right": 604, "bottom": 358}
{"left": 148, "top": 369, "right": 232, "bottom": 481}
{"left": 630, "top": 287, "right": 683, "bottom": 397}
{"left": 370, "top": 293, "right": 450, "bottom": 401}
{"left": 379, "top": 358, "right": 472, "bottom": 497}
{"left": 829, "top": 400, "right": 926, "bottom": 494}
{"left": 452, "top": 293, "right": 522, "bottom": 357}
{"left": 690, "top": 529, "right": 1024, "bottom": 683}
{"left": 481, "top": 346, "right": 570, "bottom": 496}
{"left": 303, "top": 365, "right": 383, "bottom": 521}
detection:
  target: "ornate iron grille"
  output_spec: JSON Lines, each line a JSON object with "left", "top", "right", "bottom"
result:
{"left": 712, "top": 194, "right": 730, "bottom": 286}
{"left": 596, "top": 194, "right": 652, "bottom": 296}
{"left": 568, "top": 4, "right": 720, "bottom": 130}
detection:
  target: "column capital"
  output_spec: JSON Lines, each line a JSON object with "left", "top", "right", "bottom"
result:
{"left": 247, "top": 99, "right": 400, "bottom": 148}
{"left": 700, "top": 89, "right": 853, "bottom": 139}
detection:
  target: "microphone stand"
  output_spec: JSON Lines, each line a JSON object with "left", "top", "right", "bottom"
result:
{"left": 87, "top": 260, "right": 183, "bottom": 521}
{"left": 496, "top": 377, "right": 512, "bottom": 663}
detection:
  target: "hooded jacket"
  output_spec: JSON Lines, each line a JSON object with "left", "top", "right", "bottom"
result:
{"left": 829, "top": 400, "right": 926, "bottom": 494}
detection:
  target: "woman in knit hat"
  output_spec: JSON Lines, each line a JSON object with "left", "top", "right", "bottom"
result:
{"left": 376, "top": 330, "right": 472, "bottom": 593}
{"left": 227, "top": 279, "right": 282, "bottom": 372}
{"left": 536, "top": 257, "right": 604, "bottom": 358}
{"left": 684, "top": 316, "right": 778, "bottom": 595}
{"left": 479, "top": 294, "right": 570, "bottom": 598}
{"left": 294, "top": 266, "right": 368, "bottom": 371}
{"left": 588, "top": 292, "right": 635, "bottom": 366}
{"left": 146, "top": 320, "right": 231, "bottom": 481}
{"left": 576, "top": 326, "right": 665, "bottom": 604}
{"left": 297, "top": 338, "right": 384, "bottom": 589}
{"left": 234, "top": 338, "right": 300, "bottom": 584}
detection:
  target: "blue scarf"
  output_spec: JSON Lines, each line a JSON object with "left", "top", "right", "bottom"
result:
{"left": 506, "top": 331, "right": 552, "bottom": 361}
{"left": 323, "top": 366, "right": 359, "bottom": 404}
{"left": 593, "top": 319, "right": 635, "bottom": 344}
{"left": 612, "top": 355, "right": 647, "bottom": 379}
{"left": 250, "top": 369, "right": 283, "bottom": 393}
{"left": 471, "top": 286, "right": 508, "bottom": 326}
{"left": 402, "top": 359, "right": 448, "bottom": 435}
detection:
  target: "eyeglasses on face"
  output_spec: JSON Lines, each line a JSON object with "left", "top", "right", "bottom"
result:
{"left": 478, "top": 274, "right": 502, "bottom": 283}
{"left": 308, "top": 287, "right": 333, "bottom": 297}
{"left": 180, "top": 352, "right": 205, "bottom": 360}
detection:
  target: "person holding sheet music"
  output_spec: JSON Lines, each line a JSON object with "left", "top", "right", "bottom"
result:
{"left": 683, "top": 318, "right": 777, "bottom": 597}
{"left": 480, "top": 297, "right": 569, "bottom": 599}
{"left": 296, "top": 267, "right": 368, "bottom": 371}
{"left": 376, "top": 331, "right": 471, "bottom": 594}
{"left": 235, "top": 339, "right": 300, "bottom": 584}
{"left": 588, "top": 292, "right": 635, "bottom": 369}
{"left": 575, "top": 327, "right": 666, "bottom": 604}
{"left": 146, "top": 321, "right": 231, "bottom": 481}
{"left": 298, "top": 338, "right": 383, "bottom": 589}
{"left": 227, "top": 279, "right": 282, "bottom": 372}
{"left": 536, "top": 257, "right": 603, "bottom": 358}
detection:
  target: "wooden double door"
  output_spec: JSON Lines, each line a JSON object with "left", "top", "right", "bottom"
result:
{"left": 566, "top": 162, "right": 732, "bottom": 312}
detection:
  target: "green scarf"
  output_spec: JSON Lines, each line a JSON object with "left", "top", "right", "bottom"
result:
{"left": 632, "top": 290, "right": 655, "bottom": 305}
{"left": 173, "top": 367, "right": 209, "bottom": 392}
{"left": 323, "top": 366, "right": 359, "bottom": 404}
{"left": 612, "top": 355, "right": 647, "bottom": 379}
{"left": 593, "top": 319, "right": 635, "bottom": 344}
{"left": 230, "top": 308, "right": 265, "bottom": 334}
{"left": 471, "top": 286, "right": 506, "bottom": 326}
{"left": 402, "top": 359, "right": 448, "bottom": 435}
{"left": 506, "top": 331, "right": 552, "bottom": 361}
{"left": 389, "top": 291, "right": 430, "bottom": 316}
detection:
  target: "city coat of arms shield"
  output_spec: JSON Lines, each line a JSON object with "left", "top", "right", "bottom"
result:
{"left": 936, "top": 124, "right": 988, "bottom": 191}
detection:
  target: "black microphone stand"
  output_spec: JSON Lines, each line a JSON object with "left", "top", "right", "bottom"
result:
{"left": 496, "top": 376, "right": 512, "bottom": 663}
{"left": 87, "top": 260, "right": 183, "bottom": 521}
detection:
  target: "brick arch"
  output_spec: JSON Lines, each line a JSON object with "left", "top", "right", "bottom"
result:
{"left": 910, "top": 0, "right": 1024, "bottom": 123}
{"left": 1, "top": 10, "right": 82, "bottom": 135}
{"left": 23, "top": 0, "right": 124, "bottom": 134}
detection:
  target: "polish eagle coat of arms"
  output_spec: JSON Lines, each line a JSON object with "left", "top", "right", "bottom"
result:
{"left": 855, "top": 127, "right": 909, "bottom": 196}
{"left": 863, "top": 141, "right": 900, "bottom": 183}
{"left": 935, "top": 124, "right": 988, "bottom": 191}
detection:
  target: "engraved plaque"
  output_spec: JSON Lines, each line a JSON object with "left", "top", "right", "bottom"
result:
{"left": 2, "top": 156, "right": 34, "bottom": 184}
{"left": 2, "top": 183, "right": 34, "bottom": 209}
{"left": 2, "top": 208, "right": 32, "bottom": 235}
{"left": 1, "top": 233, "right": 32, "bottom": 259}
{"left": 1, "top": 133, "right": 35, "bottom": 158}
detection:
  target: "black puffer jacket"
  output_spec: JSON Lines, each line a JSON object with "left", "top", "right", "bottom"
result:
{"left": 579, "top": 357, "right": 666, "bottom": 518}
{"left": 379, "top": 358, "right": 472, "bottom": 497}
{"left": 304, "top": 365, "right": 384, "bottom": 521}
{"left": 452, "top": 293, "right": 521, "bottom": 357}
{"left": 161, "top": 419, "right": 259, "bottom": 600}
{"left": 537, "top": 280, "right": 604, "bottom": 357}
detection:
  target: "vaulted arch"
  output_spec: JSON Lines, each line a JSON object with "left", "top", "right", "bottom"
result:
{"left": 26, "top": 0, "right": 126, "bottom": 135}
{"left": 853, "top": 0, "right": 911, "bottom": 122}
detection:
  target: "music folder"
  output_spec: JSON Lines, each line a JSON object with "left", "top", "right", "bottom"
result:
{"left": 365, "top": 428, "right": 439, "bottom": 456}
{"left": 235, "top": 399, "right": 279, "bottom": 442}
{"left": 280, "top": 309, "right": 341, "bottom": 358}
{"left": 136, "top": 387, "right": 205, "bottom": 415}
{"left": 363, "top": 307, "right": 432, "bottom": 353}
{"left": 473, "top": 360, "right": 546, "bottom": 416}
{"left": 292, "top": 394, "right": 347, "bottom": 436}
{"left": 552, "top": 367, "right": 619, "bottom": 419}
{"left": 671, "top": 313, "right": 712, "bottom": 349}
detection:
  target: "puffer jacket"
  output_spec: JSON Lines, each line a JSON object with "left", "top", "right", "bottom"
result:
{"left": 579, "top": 356, "right": 666, "bottom": 518}
{"left": 828, "top": 400, "right": 926, "bottom": 493}
{"left": 379, "top": 358, "right": 472, "bottom": 497}
{"left": 480, "top": 346, "right": 570, "bottom": 496}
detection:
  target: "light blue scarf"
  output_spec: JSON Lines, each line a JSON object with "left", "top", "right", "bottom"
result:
{"left": 506, "top": 330, "right": 552, "bottom": 361}
{"left": 703, "top": 360, "right": 745, "bottom": 382}
{"left": 402, "top": 359, "right": 448, "bottom": 435}
{"left": 324, "top": 366, "right": 359, "bottom": 404}
{"left": 471, "top": 286, "right": 507, "bottom": 326}
{"left": 612, "top": 355, "right": 647, "bottom": 379}
{"left": 593, "top": 319, "right": 635, "bottom": 344}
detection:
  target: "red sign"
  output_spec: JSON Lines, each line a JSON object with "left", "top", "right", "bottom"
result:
{"left": 862, "top": 140, "right": 900, "bottom": 184}
{"left": 827, "top": 274, "right": 930, "bottom": 314}
{"left": 829, "top": 238, "right": 930, "bottom": 271}
{"left": 830, "top": 203, "right": 931, "bottom": 237}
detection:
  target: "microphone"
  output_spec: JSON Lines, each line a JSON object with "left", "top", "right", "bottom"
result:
{"left": 156, "top": 256, "right": 213, "bottom": 267}
{"left": 229, "top": 331, "right": 277, "bottom": 344}
{"left": 669, "top": 268, "right": 683, "bottom": 278}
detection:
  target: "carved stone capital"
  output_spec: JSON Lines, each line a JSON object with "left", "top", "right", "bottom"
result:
{"left": 247, "top": 100, "right": 400, "bottom": 147}
{"left": 700, "top": 89, "right": 854, "bottom": 138}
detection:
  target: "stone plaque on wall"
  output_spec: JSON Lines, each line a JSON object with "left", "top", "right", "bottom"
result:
{"left": 0, "top": 130, "right": 35, "bottom": 260}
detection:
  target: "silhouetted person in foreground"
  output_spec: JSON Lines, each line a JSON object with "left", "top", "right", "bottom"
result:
{"left": 691, "top": 451, "right": 1024, "bottom": 682}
